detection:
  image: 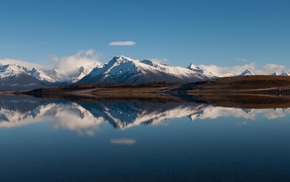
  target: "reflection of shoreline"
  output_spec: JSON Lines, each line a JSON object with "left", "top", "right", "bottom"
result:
{"left": 20, "top": 87, "right": 290, "bottom": 109}
{"left": 174, "top": 94, "right": 290, "bottom": 109}
{"left": 0, "top": 97, "right": 290, "bottom": 135}
{"left": 17, "top": 75, "right": 290, "bottom": 109}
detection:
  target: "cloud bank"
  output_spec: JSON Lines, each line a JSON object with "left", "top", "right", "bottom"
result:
{"left": 0, "top": 50, "right": 102, "bottom": 77}
{"left": 109, "top": 41, "right": 136, "bottom": 46}
{"left": 196, "top": 62, "right": 290, "bottom": 76}
{"left": 50, "top": 49, "right": 102, "bottom": 76}
{"left": 197, "top": 63, "right": 256, "bottom": 77}
{"left": 1, "top": 51, "right": 289, "bottom": 77}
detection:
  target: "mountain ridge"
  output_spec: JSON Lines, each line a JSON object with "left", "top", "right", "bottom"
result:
{"left": 272, "top": 70, "right": 290, "bottom": 76}
{"left": 1, "top": 55, "right": 290, "bottom": 90}
{"left": 79, "top": 55, "right": 212, "bottom": 84}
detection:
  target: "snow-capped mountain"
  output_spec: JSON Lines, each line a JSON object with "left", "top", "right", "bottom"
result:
{"left": 70, "top": 65, "right": 99, "bottom": 83}
{"left": 0, "top": 61, "right": 102, "bottom": 89}
{"left": 52, "top": 62, "right": 103, "bottom": 83}
{"left": 239, "top": 69, "right": 255, "bottom": 76}
{"left": 272, "top": 70, "right": 290, "bottom": 76}
{"left": 29, "top": 68, "right": 61, "bottom": 83}
{"left": 0, "top": 64, "right": 30, "bottom": 79}
{"left": 0, "top": 61, "right": 102, "bottom": 83}
{"left": 0, "top": 64, "right": 60, "bottom": 82}
{"left": 30, "top": 63, "right": 102, "bottom": 83}
{"left": 187, "top": 63, "right": 234, "bottom": 77}
{"left": 0, "top": 64, "right": 46, "bottom": 90}
{"left": 79, "top": 56, "right": 212, "bottom": 84}
{"left": 3, "top": 55, "right": 289, "bottom": 90}
{"left": 187, "top": 63, "right": 216, "bottom": 78}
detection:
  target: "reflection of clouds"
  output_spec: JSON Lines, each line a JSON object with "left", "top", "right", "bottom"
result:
{"left": 1, "top": 101, "right": 290, "bottom": 135}
{"left": 190, "top": 107, "right": 290, "bottom": 121}
{"left": 263, "top": 109, "right": 287, "bottom": 119}
{"left": 51, "top": 104, "right": 105, "bottom": 136}
{"left": 110, "top": 138, "right": 136, "bottom": 145}
{"left": 0, "top": 105, "right": 55, "bottom": 128}
{"left": 190, "top": 106, "right": 256, "bottom": 121}
{"left": 0, "top": 103, "right": 104, "bottom": 136}
{"left": 237, "top": 121, "right": 248, "bottom": 126}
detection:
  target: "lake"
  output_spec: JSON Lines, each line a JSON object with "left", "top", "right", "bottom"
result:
{"left": 1, "top": 96, "right": 290, "bottom": 181}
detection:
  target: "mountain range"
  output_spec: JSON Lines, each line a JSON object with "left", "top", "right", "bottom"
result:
{"left": 79, "top": 56, "right": 212, "bottom": 84}
{"left": 1, "top": 55, "right": 289, "bottom": 90}
{"left": 1, "top": 96, "right": 288, "bottom": 133}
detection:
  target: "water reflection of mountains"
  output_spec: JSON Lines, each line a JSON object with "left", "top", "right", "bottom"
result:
{"left": 1, "top": 96, "right": 290, "bottom": 135}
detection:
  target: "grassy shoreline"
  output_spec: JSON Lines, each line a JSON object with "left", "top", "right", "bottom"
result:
{"left": 1, "top": 76, "right": 290, "bottom": 108}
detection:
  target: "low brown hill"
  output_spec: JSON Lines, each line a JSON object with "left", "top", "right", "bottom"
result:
{"left": 22, "top": 82, "right": 184, "bottom": 101}
{"left": 179, "top": 75, "right": 290, "bottom": 94}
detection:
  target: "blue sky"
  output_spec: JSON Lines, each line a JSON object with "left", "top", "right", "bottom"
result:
{"left": 0, "top": 0, "right": 290, "bottom": 69}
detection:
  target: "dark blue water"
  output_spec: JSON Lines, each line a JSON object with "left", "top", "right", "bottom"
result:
{"left": 1, "top": 97, "right": 290, "bottom": 181}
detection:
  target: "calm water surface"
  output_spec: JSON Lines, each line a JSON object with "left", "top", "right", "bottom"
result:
{"left": 1, "top": 96, "right": 290, "bottom": 181}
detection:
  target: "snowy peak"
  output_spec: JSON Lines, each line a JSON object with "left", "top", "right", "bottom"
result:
{"left": 6, "top": 54, "right": 290, "bottom": 90}
{"left": 70, "top": 66, "right": 94, "bottom": 83}
{"left": 239, "top": 69, "right": 255, "bottom": 76}
{"left": 29, "top": 68, "right": 60, "bottom": 83}
{"left": 0, "top": 61, "right": 102, "bottom": 85}
{"left": 0, "top": 64, "right": 45, "bottom": 90}
{"left": 86, "top": 55, "right": 141, "bottom": 79}
{"left": 141, "top": 59, "right": 201, "bottom": 77}
{"left": 0, "top": 64, "right": 64, "bottom": 84}
{"left": 106, "top": 55, "right": 140, "bottom": 72}
{"left": 187, "top": 63, "right": 215, "bottom": 77}
{"left": 272, "top": 70, "right": 290, "bottom": 76}
{"left": 141, "top": 59, "right": 170, "bottom": 70}
{"left": 187, "top": 63, "right": 234, "bottom": 77}
{"left": 111, "top": 55, "right": 136, "bottom": 64}
{"left": 80, "top": 55, "right": 211, "bottom": 84}
{"left": 0, "top": 64, "right": 30, "bottom": 79}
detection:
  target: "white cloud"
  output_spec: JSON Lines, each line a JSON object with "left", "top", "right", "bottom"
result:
{"left": 0, "top": 58, "right": 49, "bottom": 69}
{"left": 264, "top": 64, "right": 285, "bottom": 71}
{"left": 237, "top": 58, "right": 247, "bottom": 62}
{"left": 250, "top": 64, "right": 289, "bottom": 75}
{"left": 196, "top": 62, "right": 290, "bottom": 76}
{"left": 264, "top": 109, "right": 286, "bottom": 119}
{"left": 110, "top": 138, "right": 136, "bottom": 145}
{"left": 197, "top": 63, "right": 256, "bottom": 77}
{"left": 151, "top": 58, "right": 169, "bottom": 64}
{"left": 0, "top": 49, "right": 102, "bottom": 75}
{"left": 263, "top": 64, "right": 286, "bottom": 73}
{"left": 51, "top": 49, "right": 102, "bottom": 76}
{"left": 85, "top": 49, "right": 95, "bottom": 55}
{"left": 109, "top": 41, "right": 136, "bottom": 46}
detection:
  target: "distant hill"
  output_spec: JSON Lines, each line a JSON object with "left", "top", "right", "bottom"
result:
{"left": 18, "top": 75, "right": 290, "bottom": 101}
{"left": 174, "top": 75, "right": 290, "bottom": 95}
